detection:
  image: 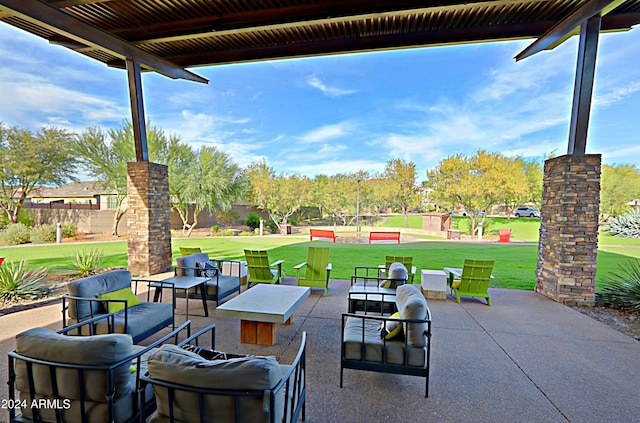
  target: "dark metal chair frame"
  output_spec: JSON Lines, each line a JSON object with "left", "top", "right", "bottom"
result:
{"left": 7, "top": 314, "right": 193, "bottom": 423}
{"left": 141, "top": 330, "right": 307, "bottom": 423}
{"left": 340, "top": 311, "right": 432, "bottom": 397}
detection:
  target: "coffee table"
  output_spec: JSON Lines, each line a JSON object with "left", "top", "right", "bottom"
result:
{"left": 147, "top": 275, "right": 210, "bottom": 320}
{"left": 216, "top": 284, "right": 310, "bottom": 346}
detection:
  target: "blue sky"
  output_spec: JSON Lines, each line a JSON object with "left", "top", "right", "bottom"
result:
{"left": 1, "top": 22, "right": 639, "bottom": 181}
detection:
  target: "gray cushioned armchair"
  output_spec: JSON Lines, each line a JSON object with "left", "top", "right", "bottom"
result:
{"left": 7, "top": 315, "right": 193, "bottom": 423}
{"left": 62, "top": 269, "right": 174, "bottom": 344}
{"left": 174, "top": 252, "right": 242, "bottom": 304}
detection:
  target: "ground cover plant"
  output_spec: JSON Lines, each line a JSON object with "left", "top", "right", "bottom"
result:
{"left": 0, "top": 259, "right": 47, "bottom": 303}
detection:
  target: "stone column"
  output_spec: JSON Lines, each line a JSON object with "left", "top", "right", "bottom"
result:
{"left": 127, "top": 162, "right": 172, "bottom": 276}
{"left": 535, "top": 154, "right": 601, "bottom": 305}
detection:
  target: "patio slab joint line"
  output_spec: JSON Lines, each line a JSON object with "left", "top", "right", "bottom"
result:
{"left": 459, "top": 304, "right": 571, "bottom": 422}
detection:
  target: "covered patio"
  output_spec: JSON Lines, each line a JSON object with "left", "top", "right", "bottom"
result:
{"left": 1, "top": 278, "right": 639, "bottom": 422}
{"left": 2, "top": 0, "right": 640, "bottom": 305}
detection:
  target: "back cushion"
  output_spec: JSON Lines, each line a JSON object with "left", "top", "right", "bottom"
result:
{"left": 396, "top": 284, "right": 429, "bottom": 347}
{"left": 148, "top": 345, "right": 283, "bottom": 422}
{"left": 175, "top": 253, "right": 210, "bottom": 277}
{"left": 383, "top": 262, "right": 408, "bottom": 289}
{"left": 15, "top": 328, "right": 133, "bottom": 402}
{"left": 67, "top": 270, "right": 132, "bottom": 319}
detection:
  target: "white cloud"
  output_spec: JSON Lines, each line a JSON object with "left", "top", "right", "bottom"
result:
{"left": 307, "top": 76, "right": 357, "bottom": 98}
{"left": 286, "top": 159, "right": 386, "bottom": 177}
{"left": 298, "top": 121, "right": 354, "bottom": 143}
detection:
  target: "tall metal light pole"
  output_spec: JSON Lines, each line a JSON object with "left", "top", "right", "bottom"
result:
{"left": 356, "top": 179, "right": 361, "bottom": 236}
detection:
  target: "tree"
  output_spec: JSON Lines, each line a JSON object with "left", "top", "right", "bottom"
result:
{"left": 382, "top": 158, "right": 420, "bottom": 228}
{"left": 172, "top": 146, "right": 248, "bottom": 236}
{"left": 248, "top": 161, "right": 313, "bottom": 229}
{"left": 499, "top": 157, "right": 536, "bottom": 220}
{"left": 71, "top": 126, "right": 132, "bottom": 236}
{"left": 601, "top": 164, "right": 640, "bottom": 219}
{"left": 314, "top": 173, "right": 360, "bottom": 226}
{"left": 426, "top": 150, "right": 525, "bottom": 235}
{"left": 0, "top": 123, "right": 77, "bottom": 224}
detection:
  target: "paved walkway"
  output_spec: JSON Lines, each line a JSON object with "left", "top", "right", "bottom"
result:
{"left": 1, "top": 279, "right": 639, "bottom": 422}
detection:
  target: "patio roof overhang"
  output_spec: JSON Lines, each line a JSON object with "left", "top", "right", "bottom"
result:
{"left": 1, "top": 0, "right": 639, "bottom": 75}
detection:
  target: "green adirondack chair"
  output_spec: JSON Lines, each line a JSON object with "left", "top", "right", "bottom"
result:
{"left": 450, "top": 259, "right": 494, "bottom": 305}
{"left": 383, "top": 256, "right": 417, "bottom": 284}
{"left": 294, "top": 247, "right": 332, "bottom": 296}
{"left": 244, "top": 249, "right": 284, "bottom": 289}
{"left": 179, "top": 247, "right": 202, "bottom": 256}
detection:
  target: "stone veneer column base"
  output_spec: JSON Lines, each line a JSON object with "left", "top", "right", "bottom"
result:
{"left": 535, "top": 154, "right": 600, "bottom": 305}
{"left": 127, "top": 162, "right": 172, "bottom": 276}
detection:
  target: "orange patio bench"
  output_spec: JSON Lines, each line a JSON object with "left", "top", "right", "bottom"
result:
{"left": 368, "top": 231, "right": 401, "bottom": 244}
{"left": 310, "top": 229, "right": 336, "bottom": 243}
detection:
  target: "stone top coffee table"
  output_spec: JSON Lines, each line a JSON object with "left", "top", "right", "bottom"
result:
{"left": 216, "top": 284, "right": 310, "bottom": 345}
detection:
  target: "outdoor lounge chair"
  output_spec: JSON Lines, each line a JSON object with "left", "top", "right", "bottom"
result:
{"left": 341, "top": 284, "right": 432, "bottom": 397}
{"left": 450, "top": 259, "right": 494, "bottom": 305}
{"left": 141, "top": 330, "right": 306, "bottom": 423}
{"left": 294, "top": 247, "right": 332, "bottom": 296}
{"left": 174, "top": 252, "right": 243, "bottom": 305}
{"left": 382, "top": 256, "right": 417, "bottom": 283}
{"left": 244, "top": 249, "right": 284, "bottom": 289}
{"left": 7, "top": 314, "right": 193, "bottom": 423}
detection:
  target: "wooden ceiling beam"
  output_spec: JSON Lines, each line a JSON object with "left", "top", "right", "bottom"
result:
{"left": 0, "top": 0, "right": 208, "bottom": 83}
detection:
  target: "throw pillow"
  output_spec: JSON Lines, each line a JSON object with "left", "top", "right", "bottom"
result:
{"left": 182, "top": 344, "right": 251, "bottom": 361}
{"left": 97, "top": 287, "right": 142, "bottom": 313}
{"left": 196, "top": 260, "right": 219, "bottom": 278}
{"left": 380, "top": 311, "right": 403, "bottom": 340}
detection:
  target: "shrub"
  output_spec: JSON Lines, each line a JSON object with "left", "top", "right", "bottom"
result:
{"left": 0, "top": 223, "right": 32, "bottom": 245}
{"left": 599, "top": 259, "right": 640, "bottom": 312}
{"left": 31, "top": 224, "right": 57, "bottom": 244}
{"left": 245, "top": 213, "right": 261, "bottom": 231}
{"left": 215, "top": 209, "right": 239, "bottom": 227}
{"left": 62, "top": 222, "right": 77, "bottom": 238}
{"left": 221, "top": 229, "right": 235, "bottom": 236}
{"left": 266, "top": 220, "right": 279, "bottom": 234}
{"left": 67, "top": 248, "right": 105, "bottom": 277}
{"left": 288, "top": 216, "right": 299, "bottom": 226}
{"left": 0, "top": 259, "right": 48, "bottom": 303}
{"left": 607, "top": 210, "right": 640, "bottom": 238}
{"left": 239, "top": 231, "right": 253, "bottom": 236}
{"left": 307, "top": 213, "right": 314, "bottom": 221}
{"left": 211, "top": 225, "right": 220, "bottom": 233}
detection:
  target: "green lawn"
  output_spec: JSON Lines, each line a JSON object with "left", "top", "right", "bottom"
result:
{"left": 4, "top": 234, "right": 639, "bottom": 291}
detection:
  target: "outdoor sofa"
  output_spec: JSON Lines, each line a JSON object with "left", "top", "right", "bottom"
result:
{"left": 62, "top": 269, "right": 175, "bottom": 344}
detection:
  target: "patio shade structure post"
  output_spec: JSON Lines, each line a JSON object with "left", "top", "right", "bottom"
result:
{"left": 533, "top": 16, "right": 603, "bottom": 304}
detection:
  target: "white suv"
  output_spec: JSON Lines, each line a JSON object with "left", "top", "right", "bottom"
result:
{"left": 514, "top": 207, "right": 540, "bottom": 218}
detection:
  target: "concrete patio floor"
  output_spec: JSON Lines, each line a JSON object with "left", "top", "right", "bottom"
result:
{"left": 1, "top": 277, "right": 639, "bottom": 423}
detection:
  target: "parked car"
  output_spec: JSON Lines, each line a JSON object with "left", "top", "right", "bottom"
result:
{"left": 514, "top": 207, "right": 540, "bottom": 218}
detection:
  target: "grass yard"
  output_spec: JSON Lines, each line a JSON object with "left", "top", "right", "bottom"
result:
{"left": 3, "top": 233, "right": 639, "bottom": 291}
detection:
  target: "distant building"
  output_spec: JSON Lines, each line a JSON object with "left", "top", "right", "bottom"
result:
{"left": 29, "top": 181, "right": 122, "bottom": 210}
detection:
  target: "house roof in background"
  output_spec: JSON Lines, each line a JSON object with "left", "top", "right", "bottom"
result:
{"left": 31, "top": 181, "right": 114, "bottom": 198}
